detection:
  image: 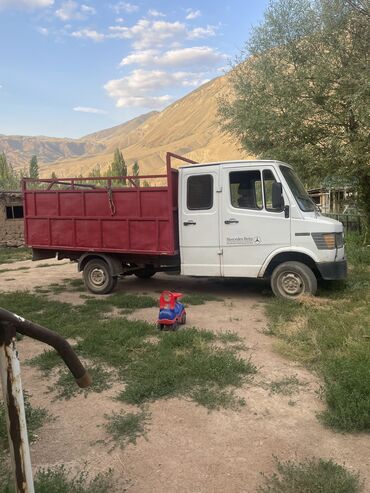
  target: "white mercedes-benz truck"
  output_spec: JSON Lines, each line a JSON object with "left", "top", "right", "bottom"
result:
{"left": 25, "top": 153, "right": 347, "bottom": 299}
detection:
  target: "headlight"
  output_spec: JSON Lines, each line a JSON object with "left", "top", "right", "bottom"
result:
{"left": 312, "top": 232, "right": 336, "bottom": 250}
{"left": 335, "top": 232, "right": 344, "bottom": 249}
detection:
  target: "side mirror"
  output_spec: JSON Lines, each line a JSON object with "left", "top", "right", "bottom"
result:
{"left": 272, "top": 182, "right": 284, "bottom": 210}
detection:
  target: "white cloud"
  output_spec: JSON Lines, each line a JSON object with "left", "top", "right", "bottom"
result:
{"left": 148, "top": 9, "right": 165, "bottom": 17}
{"left": 112, "top": 2, "right": 138, "bottom": 14}
{"left": 0, "top": 0, "right": 53, "bottom": 8}
{"left": 108, "top": 19, "right": 187, "bottom": 49}
{"left": 119, "top": 49, "right": 158, "bottom": 66}
{"left": 120, "top": 46, "right": 226, "bottom": 69}
{"left": 188, "top": 25, "right": 217, "bottom": 39}
{"left": 37, "top": 26, "right": 49, "bottom": 35}
{"left": 71, "top": 28, "right": 105, "bottom": 41}
{"left": 114, "top": 94, "right": 173, "bottom": 109}
{"left": 81, "top": 4, "right": 96, "bottom": 15}
{"left": 73, "top": 106, "right": 107, "bottom": 114}
{"left": 104, "top": 69, "right": 203, "bottom": 109}
{"left": 115, "top": 17, "right": 124, "bottom": 23}
{"left": 186, "top": 9, "right": 201, "bottom": 20}
{"left": 55, "top": 0, "right": 95, "bottom": 20}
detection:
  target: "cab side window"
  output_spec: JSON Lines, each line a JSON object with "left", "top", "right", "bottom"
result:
{"left": 229, "top": 170, "right": 263, "bottom": 210}
{"left": 263, "top": 169, "right": 283, "bottom": 212}
{"left": 187, "top": 174, "right": 213, "bottom": 210}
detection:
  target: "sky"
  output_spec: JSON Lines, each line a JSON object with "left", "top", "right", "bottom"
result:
{"left": 0, "top": 0, "right": 270, "bottom": 138}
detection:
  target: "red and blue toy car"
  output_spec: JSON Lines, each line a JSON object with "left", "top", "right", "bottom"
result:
{"left": 157, "top": 291, "right": 186, "bottom": 330}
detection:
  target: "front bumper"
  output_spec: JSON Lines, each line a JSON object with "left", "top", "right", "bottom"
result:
{"left": 316, "top": 259, "right": 347, "bottom": 280}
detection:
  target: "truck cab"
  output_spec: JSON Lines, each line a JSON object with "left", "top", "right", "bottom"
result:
{"left": 179, "top": 160, "right": 346, "bottom": 298}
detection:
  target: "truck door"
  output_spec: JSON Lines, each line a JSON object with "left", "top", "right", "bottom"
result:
{"left": 220, "top": 165, "right": 291, "bottom": 277}
{"left": 179, "top": 166, "right": 221, "bottom": 276}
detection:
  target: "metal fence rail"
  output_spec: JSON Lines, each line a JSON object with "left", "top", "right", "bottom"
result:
{"left": 324, "top": 213, "right": 365, "bottom": 234}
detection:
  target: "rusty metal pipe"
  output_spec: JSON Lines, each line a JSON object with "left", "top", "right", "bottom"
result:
{"left": 0, "top": 308, "right": 91, "bottom": 388}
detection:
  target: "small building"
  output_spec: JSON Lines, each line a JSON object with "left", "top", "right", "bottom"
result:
{"left": 0, "top": 191, "right": 24, "bottom": 247}
{"left": 307, "top": 186, "right": 357, "bottom": 214}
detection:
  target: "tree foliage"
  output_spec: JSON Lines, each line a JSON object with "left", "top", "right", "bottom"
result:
{"left": 219, "top": 0, "right": 370, "bottom": 221}
{"left": 29, "top": 155, "right": 39, "bottom": 180}
{"left": 0, "top": 153, "right": 20, "bottom": 190}
{"left": 132, "top": 161, "right": 140, "bottom": 186}
{"left": 107, "top": 148, "right": 127, "bottom": 186}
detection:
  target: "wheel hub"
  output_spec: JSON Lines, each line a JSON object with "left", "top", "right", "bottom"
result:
{"left": 281, "top": 272, "right": 304, "bottom": 295}
{"left": 90, "top": 268, "right": 106, "bottom": 286}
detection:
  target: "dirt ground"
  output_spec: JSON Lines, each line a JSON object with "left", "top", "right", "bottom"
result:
{"left": 1, "top": 258, "right": 369, "bottom": 492}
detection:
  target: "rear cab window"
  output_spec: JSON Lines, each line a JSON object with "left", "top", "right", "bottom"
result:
{"left": 187, "top": 174, "right": 213, "bottom": 210}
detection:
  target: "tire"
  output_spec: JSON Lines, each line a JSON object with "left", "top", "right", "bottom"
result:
{"left": 180, "top": 313, "right": 186, "bottom": 325}
{"left": 134, "top": 267, "right": 156, "bottom": 279}
{"left": 83, "top": 258, "right": 117, "bottom": 295}
{"left": 271, "top": 261, "right": 317, "bottom": 299}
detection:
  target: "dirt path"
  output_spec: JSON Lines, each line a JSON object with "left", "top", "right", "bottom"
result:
{"left": 1, "top": 259, "right": 369, "bottom": 492}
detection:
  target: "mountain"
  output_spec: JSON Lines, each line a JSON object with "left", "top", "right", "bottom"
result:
{"left": 0, "top": 73, "right": 249, "bottom": 177}
{"left": 0, "top": 111, "right": 156, "bottom": 172}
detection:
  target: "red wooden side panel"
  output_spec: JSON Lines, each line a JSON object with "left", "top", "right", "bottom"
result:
{"left": 24, "top": 181, "right": 178, "bottom": 255}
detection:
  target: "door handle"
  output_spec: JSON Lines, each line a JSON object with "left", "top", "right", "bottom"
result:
{"left": 183, "top": 220, "right": 196, "bottom": 226}
{"left": 224, "top": 218, "right": 239, "bottom": 224}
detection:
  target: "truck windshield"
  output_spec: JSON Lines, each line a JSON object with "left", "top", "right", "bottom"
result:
{"left": 280, "top": 166, "right": 315, "bottom": 212}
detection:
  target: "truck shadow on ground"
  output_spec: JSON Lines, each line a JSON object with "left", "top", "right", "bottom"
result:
{"left": 116, "top": 273, "right": 271, "bottom": 301}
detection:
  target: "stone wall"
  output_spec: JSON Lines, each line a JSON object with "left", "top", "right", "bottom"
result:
{"left": 0, "top": 192, "right": 25, "bottom": 247}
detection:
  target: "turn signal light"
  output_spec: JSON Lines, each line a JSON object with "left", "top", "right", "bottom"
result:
{"left": 323, "top": 233, "right": 336, "bottom": 249}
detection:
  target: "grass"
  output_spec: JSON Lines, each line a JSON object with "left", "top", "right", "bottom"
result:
{"left": 266, "top": 233, "right": 370, "bottom": 431}
{"left": 4, "top": 291, "right": 255, "bottom": 410}
{"left": 103, "top": 409, "right": 150, "bottom": 448}
{"left": 27, "top": 349, "right": 62, "bottom": 374}
{"left": 0, "top": 392, "right": 51, "bottom": 489}
{"left": 190, "top": 386, "right": 246, "bottom": 410}
{"left": 257, "top": 457, "right": 363, "bottom": 493}
{"left": 0, "top": 247, "right": 32, "bottom": 265}
{"left": 0, "top": 465, "right": 114, "bottom": 493}
{"left": 27, "top": 351, "right": 113, "bottom": 400}
{"left": 49, "top": 365, "right": 113, "bottom": 400}
{"left": 217, "top": 330, "right": 243, "bottom": 344}
{"left": 0, "top": 392, "right": 50, "bottom": 451}
{"left": 269, "top": 375, "right": 306, "bottom": 396}
{"left": 181, "top": 293, "right": 220, "bottom": 305}
{"left": 115, "top": 328, "right": 255, "bottom": 406}
{"left": 0, "top": 266, "right": 31, "bottom": 274}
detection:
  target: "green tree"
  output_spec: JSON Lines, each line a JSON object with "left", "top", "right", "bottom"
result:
{"left": 107, "top": 148, "right": 127, "bottom": 186}
{"left": 88, "top": 164, "right": 104, "bottom": 187}
{"left": 0, "top": 153, "right": 19, "bottom": 190}
{"left": 219, "top": 0, "right": 370, "bottom": 224}
{"left": 132, "top": 161, "right": 140, "bottom": 186}
{"left": 29, "top": 155, "right": 39, "bottom": 180}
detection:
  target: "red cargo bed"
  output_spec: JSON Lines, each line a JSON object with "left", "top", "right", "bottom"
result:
{"left": 22, "top": 155, "right": 186, "bottom": 256}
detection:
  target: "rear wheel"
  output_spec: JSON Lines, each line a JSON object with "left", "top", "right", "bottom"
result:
{"left": 271, "top": 261, "right": 317, "bottom": 299}
{"left": 83, "top": 258, "right": 117, "bottom": 295}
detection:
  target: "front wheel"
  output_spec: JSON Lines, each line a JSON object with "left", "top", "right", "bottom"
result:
{"left": 271, "top": 261, "right": 317, "bottom": 299}
{"left": 83, "top": 258, "right": 117, "bottom": 294}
